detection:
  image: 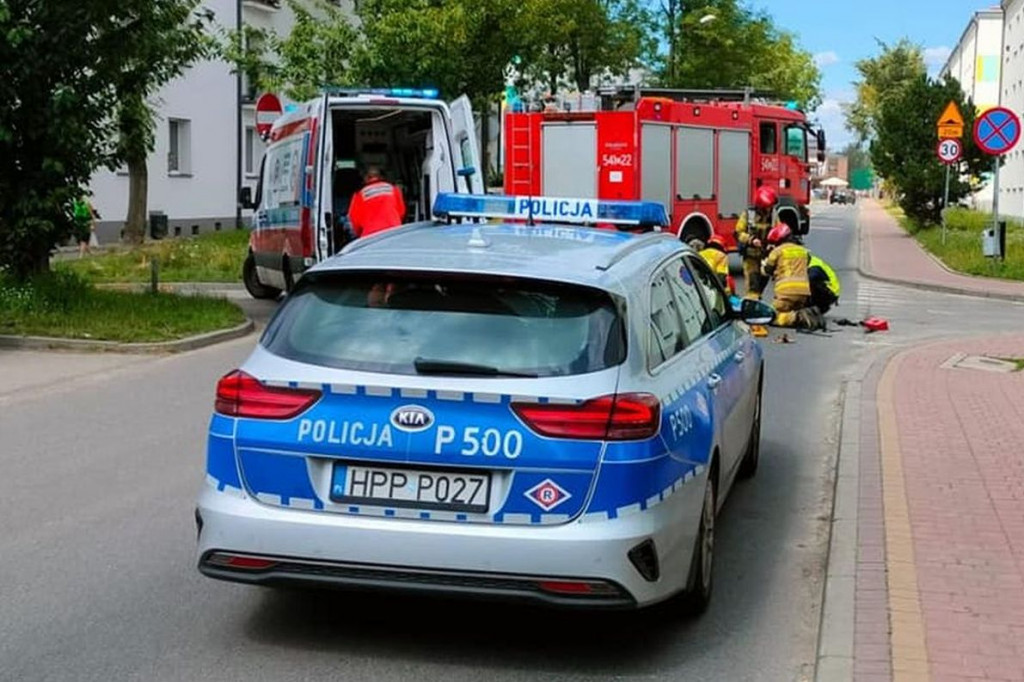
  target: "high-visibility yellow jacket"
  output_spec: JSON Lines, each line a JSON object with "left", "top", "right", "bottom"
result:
{"left": 698, "top": 247, "right": 733, "bottom": 294}
{"left": 809, "top": 254, "right": 841, "bottom": 298}
{"left": 763, "top": 242, "right": 811, "bottom": 298}
{"left": 734, "top": 210, "right": 772, "bottom": 260}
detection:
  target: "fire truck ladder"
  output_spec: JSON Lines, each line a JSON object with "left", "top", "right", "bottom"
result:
{"left": 507, "top": 112, "right": 535, "bottom": 196}
{"left": 597, "top": 85, "right": 783, "bottom": 108}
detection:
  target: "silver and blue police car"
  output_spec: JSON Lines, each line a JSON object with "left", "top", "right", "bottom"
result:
{"left": 196, "top": 194, "right": 772, "bottom": 612}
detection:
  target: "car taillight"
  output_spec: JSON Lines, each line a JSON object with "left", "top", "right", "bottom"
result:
{"left": 215, "top": 370, "right": 321, "bottom": 419}
{"left": 512, "top": 393, "right": 660, "bottom": 441}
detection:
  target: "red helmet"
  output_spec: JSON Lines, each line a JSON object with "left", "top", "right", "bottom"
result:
{"left": 754, "top": 186, "right": 778, "bottom": 210}
{"left": 766, "top": 222, "right": 792, "bottom": 245}
{"left": 707, "top": 235, "right": 727, "bottom": 251}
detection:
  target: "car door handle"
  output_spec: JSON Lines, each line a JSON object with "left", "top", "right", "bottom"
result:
{"left": 707, "top": 373, "right": 722, "bottom": 391}
{"left": 734, "top": 351, "right": 746, "bottom": 363}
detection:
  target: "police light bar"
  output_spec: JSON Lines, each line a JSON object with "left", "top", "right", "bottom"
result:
{"left": 432, "top": 193, "right": 669, "bottom": 228}
{"left": 325, "top": 87, "right": 440, "bottom": 99}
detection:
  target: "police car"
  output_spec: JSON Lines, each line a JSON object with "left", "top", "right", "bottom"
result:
{"left": 196, "top": 194, "right": 773, "bottom": 612}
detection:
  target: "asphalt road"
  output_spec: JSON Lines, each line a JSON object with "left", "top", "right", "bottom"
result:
{"left": 3, "top": 205, "right": 1022, "bottom": 682}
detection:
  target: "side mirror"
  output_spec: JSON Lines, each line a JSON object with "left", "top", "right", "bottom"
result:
{"left": 239, "top": 186, "right": 254, "bottom": 210}
{"left": 735, "top": 298, "right": 776, "bottom": 325}
{"left": 457, "top": 166, "right": 476, "bottom": 178}
{"left": 816, "top": 129, "right": 826, "bottom": 163}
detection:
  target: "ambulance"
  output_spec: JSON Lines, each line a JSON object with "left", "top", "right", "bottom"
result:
{"left": 504, "top": 86, "right": 826, "bottom": 250}
{"left": 240, "top": 88, "right": 482, "bottom": 299}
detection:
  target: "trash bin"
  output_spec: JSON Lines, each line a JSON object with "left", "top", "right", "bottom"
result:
{"left": 149, "top": 211, "right": 168, "bottom": 240}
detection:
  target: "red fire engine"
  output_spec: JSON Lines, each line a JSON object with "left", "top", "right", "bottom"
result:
{"left": 504, "top": 87, "right": 826, "bottom": 249}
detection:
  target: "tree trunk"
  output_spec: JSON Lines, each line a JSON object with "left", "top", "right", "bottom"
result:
{"left": 125, "top": 155, "right": 148, "bottom": 245}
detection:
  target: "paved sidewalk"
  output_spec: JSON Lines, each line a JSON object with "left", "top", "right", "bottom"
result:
{"left": 859, "top": 200, "right": 1024, "bottom": 301}
{"left": 849, "top": 335, "right": 1024, "bottom": 682}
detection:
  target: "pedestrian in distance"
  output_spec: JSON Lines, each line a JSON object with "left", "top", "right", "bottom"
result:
{"left": 734, "top": 185, "right": 777, "bottom": 300}
{"left": 72, "top": 195, "right": 98, "bottom": 258}
{"left": 761, "top": 222, "right": 824, "bottom": 330}
{"left": 347, "top": 166, "right": 407, "bottom": 239}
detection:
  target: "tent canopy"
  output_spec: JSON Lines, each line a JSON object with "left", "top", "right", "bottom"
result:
{"left": 820, "top": 177, "right": 849, "bottom": 187}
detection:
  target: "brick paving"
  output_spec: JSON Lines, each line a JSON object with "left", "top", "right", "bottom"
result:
{"left": 859, "top": 200, "right": 1024, "bottom": 300}
{"left": 854, "top": 336, "right": 1024, "bottom": 682}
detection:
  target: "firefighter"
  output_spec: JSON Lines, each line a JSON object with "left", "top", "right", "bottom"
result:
{"left": 347, "top": 166, "right": 407, "bottom": 239}
{"left": 762, "top": 223, "right": 824, "bottom": 330}
{"left": 734, "top": 185, "right": 777, "bottom": 300}
{"left": 808, "top": 253, "right": 841, "bottom": 314}
{"left": 696, "top": 235, "right": 734, "bottom": 295}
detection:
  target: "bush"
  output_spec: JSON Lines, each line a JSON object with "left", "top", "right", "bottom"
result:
{"left": 943, "top": 207, "right": 1023, "bottom": 232}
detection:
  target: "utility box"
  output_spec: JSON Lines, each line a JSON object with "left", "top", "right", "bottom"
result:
{"left": 982, "top": 221, "right": 1006, "bottom": 259}
{"left": 149, "top": 211, "right": 168, "bottom": 240}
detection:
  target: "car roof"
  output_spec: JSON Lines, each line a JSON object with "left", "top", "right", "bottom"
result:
{"left": 311, "top": 221, "right": 685, "bottom": 293}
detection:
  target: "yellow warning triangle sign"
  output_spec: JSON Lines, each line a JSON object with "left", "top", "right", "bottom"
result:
{"left": 937, "top": 101, "right": 964, "bottom": 127}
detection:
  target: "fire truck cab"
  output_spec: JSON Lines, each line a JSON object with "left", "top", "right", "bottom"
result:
{"left": 504, "top": 87, "right": 825, "bottom": 250}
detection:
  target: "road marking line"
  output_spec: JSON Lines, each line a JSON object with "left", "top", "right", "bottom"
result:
{"left": 877, "top": 353, "right": 931, "bottom": 681}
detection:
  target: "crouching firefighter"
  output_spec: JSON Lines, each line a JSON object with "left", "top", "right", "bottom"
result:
{"left": 762, "top": 223, "right": 825, "bottom": 330}
{"left": 734, "top": 186, "right": 777, "bottom": 300}
{"left": 808, "top": 253, "right": 841, "bottom": 314}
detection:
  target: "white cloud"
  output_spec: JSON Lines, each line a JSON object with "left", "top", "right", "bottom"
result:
{"left": 812, "top": 95, "right": 854, "bottom": 151}
{"left": 924, "top": 46, "right": 952, "bottom": 72}
{"left": 814, "top": 51, "right": 840, "bottom": 68}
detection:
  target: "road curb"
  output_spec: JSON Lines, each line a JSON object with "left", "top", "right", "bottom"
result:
{"left": 0, "top": 319, "right": 255, "bottom": 354}
{"left": 856, "top": 205, "right": 1024, "bottom": 303}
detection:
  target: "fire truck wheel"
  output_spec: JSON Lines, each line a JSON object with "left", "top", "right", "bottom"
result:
{"left": 243, "top": 253, "right": 282, "bottom": 300}
{"left": 679, "top": 219, "right": 710, "bottom": 246}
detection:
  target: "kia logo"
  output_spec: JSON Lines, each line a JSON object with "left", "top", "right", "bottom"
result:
{"left": 390, "top": 405, "right": 434, "bottom": 432}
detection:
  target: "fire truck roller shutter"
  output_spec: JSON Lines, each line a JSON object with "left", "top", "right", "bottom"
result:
{"left": 640, "top": 124, "right": 672, "bottom": 209}
{"left": 541, "top": 122, "right": 598, "bottom": 197}
{"left": 717, "top": 130, "right": 750, "bottom": 219}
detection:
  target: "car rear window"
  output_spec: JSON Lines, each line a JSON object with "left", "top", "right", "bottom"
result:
{"left": 260, "top": 272, "right": 626, "bottom": 377}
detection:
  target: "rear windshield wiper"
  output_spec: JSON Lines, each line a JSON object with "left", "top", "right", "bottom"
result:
{"left": 413, "top": 357, "right": 538, "bottom": 378}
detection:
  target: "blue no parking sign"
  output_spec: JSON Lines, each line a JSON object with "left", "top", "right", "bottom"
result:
{"left": 973, "top": 107, "right": 1021, "bottom": 156}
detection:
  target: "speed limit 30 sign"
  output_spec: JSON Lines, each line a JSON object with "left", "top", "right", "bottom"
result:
{"left": 937, "top": 138, "right": 963, "bottom": 164}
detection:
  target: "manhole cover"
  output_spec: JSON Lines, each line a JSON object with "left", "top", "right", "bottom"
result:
{"left": 940, "top": 353, "right": 1019, "bottom": 373}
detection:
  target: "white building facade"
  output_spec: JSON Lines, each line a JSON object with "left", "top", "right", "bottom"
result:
{"left": 89, "top": 0, "right": 355, "bottom": 242}
{"left": 1000, "top": 0, "right": 1024, "bottom": 219}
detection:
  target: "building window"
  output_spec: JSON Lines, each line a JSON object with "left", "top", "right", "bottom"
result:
{"left": 244, "top": 126, "right": 263, "bottom": 177}
{"left": 168, "top": 118, "right": 192, "bottom": 174}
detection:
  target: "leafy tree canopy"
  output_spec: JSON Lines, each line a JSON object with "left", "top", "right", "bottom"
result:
{"left": 845, "top": 38, "right": 926, "bottom": 145}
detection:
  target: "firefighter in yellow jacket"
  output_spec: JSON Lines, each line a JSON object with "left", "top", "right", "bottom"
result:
{"left": 734, "top": 185, "right": 777, "bottom": 300}
{"left": 762, "top": 222, "right": 824, "bottom": 329}
{"left": 695, "top": 235, "right": 734, "bottom": 295}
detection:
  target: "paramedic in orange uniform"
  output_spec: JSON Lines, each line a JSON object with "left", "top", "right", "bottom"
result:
{"left": 347, "top": 166, "right": 407, "bottom": 238}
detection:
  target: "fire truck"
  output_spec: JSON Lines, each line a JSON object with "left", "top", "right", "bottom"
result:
{"left": 503, "top": 87, "right": 826, "bottom": 249}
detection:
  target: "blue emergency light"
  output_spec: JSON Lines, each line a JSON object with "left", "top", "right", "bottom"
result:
{"left": 326, "top": 87, "right": 440, "bottom": 99}
{"left": 432, "top": 193, "right": 669, "bottom": 228}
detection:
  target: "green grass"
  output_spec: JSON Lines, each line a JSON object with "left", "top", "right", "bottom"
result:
{"left": 58, "top": 229, "right": 250, "bottom": 283}
{"left": 899, "top": 208, "right": 1024, "bottom": 282}
{"left": 996, "top": 357, "right": 1024, "bottom": 372}
{"left": 0, "top": 270, "right": 246, "bottom": 343}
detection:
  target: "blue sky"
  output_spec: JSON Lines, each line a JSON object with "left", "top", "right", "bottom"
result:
{"left": 759, "top": 0, "right": 1000, "bottom": 149}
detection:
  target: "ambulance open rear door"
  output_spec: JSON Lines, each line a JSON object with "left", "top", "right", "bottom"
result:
{"left": 449, "top": 95, "right": 484, "bottom": 194}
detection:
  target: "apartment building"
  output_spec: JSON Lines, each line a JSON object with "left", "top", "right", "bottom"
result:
{"left": 1001, "top": 0, "right": 1024, "bottom": 218}
{"left": 89, "top": 0, "right": 354, "bottom": 242}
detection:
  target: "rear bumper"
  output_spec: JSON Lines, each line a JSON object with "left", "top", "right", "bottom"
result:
{"left": 195, "top": 474, "right": 705, "bottom": 608}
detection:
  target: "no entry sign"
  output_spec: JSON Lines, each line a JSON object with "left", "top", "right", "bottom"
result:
{"left": 973, "top": 107, "right": 1021, "bottom": 156}
{"left": 255, "top": 93, "right": 283, "bottom": 139}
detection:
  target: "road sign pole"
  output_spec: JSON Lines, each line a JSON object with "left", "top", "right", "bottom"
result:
{"left": 943, "top": 162, "right": 951, "bottom": 245}
{"left": 993, "top": 156, "right": 1001, "bottom": 259}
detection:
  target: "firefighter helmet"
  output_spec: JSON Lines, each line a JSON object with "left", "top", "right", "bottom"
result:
{"left": 754, "top": 186, "right": 778, "bottom": 210}
{"left": 707, "top": 235, "right": 727, "bottom": 251}
{"left": 766, "top": 222, "right": 792, "bottom": 245}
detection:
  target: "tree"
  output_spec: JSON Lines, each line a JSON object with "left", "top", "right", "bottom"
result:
{"left": 870, "top": 74, "right": 989, "bottom": 225}
{"left": 0, "top": 1, "right": 210, "bottom": 280}
{"left": 842, "top": 142, "right": 872, "bottom": 173}
{"left": 220, "top": 0, "right": 359, "bottom": 102}
{"left": 845, "top": 39, "right": 925, "bottom": 145}
{"left": 655, "top": 0, "right": 822, "bottom": 110}
{"left": 353, "top": 0, "right": 530, "bottom": 178}
{"left": 520, "top": 0, "right": 655, "bottom": 93}
{"left": 113, "top": 2, "right": 213, "bottom": 245}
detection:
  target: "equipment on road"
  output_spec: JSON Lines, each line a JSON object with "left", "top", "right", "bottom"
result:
{"left": 504, "top": 86, "right": 824, "bottom": 251}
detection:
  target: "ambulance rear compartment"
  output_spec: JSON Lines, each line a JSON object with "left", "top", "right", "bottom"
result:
{"left": 327, "top": 104, "right": 456, "bottom": 253}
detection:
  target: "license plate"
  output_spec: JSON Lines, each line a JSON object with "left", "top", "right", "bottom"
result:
{"left": 330, "top": 463, "right": 491, "bottom": 513}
